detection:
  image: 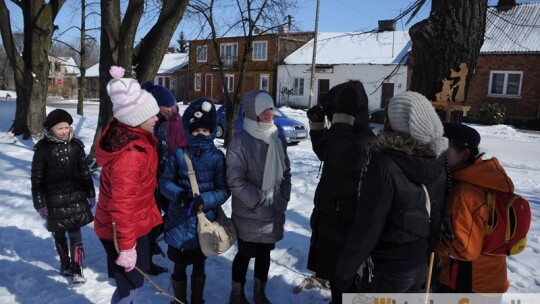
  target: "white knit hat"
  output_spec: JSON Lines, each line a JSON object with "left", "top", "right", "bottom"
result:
{"left": 106, "top": 66, "right": 159, "bottom": 127}
{"left": 254, "top": 91, "right": 274, "bottom": 117}
{"left": 387, "top": 91, "right": 448, "bottom": 156}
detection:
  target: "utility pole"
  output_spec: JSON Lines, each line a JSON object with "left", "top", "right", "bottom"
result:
{"left": 307, "top": 0, "right": 320, "bottom": 109}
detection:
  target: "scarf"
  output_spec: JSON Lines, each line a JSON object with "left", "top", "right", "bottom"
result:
{"left": 243, "top": 118, "right": 286, "bottom": 206}
{"left": 43, "top": 127, "right": 73, "bottom": 143}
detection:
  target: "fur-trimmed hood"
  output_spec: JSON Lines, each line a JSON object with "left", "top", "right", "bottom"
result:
{"left": 374, "top": 132, "right": 436, "bottom": 157}
{"left": 373, "top": 132, "right": 446, "bottom": 185}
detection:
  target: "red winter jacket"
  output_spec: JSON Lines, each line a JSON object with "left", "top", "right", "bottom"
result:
{"left": 94, "top": 120, "right": 162, "bottom": 251}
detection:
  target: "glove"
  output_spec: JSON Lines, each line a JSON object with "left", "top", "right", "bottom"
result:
{"left": 191, "top": 196, "right": 204, "bottom": 214}
{"left": 334, "top": 86, "right": 360, "bottom": 116}
{"left": 115, "top": 248, "right": 137, "bottom": 272}
{"left": 178, "top": 190, "right": 193, "bottom": 206}
{"left": 37, "top": 207, "right": 48, "bottom": 219}
{"left": 87, "top": 197, "right": 96, "bottom": 208}
{"left": 307, "top": 105, "right": 325, "bottom": 123}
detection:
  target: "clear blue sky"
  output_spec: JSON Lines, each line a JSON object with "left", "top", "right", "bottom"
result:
{"left": 290, "top": 0, "right": 540, "bottom": 33}
{"left": 5, "top": 0, "right": 540, "bottom": 46}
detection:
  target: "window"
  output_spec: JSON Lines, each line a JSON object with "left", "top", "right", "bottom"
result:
{"left": 220, "top": 43, "right": 238, "bottom": 61}
{"left": 224, "top": 74, "right": 234, "bottom": 93}
{"left": 488, "top": 71, "right": 522, "bottom": 97}
{"left": 293, "top": 78, "right": 304, "bottom": 95}
{"left": 252, "top": 41, "right": 268, "bottom": 61}
{"left": 260, "top": 75, "right": 269, "bottom": 92}
{"left": 196, "top": 45, "right": 208, "bottom": 62}
{"left": 157, "top": 77, "right": 171, "bottom": 89}
{"left": 194, "top": 73, "right": 201, "bottom": 91}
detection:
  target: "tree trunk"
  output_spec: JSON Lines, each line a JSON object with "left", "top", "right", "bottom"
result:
{"left": 134, "top": 0, "right": 189, "bottom": 81}
{"left": 88, "top": 0, "right": 188, "bottom": 164}
{"left": 0, "top": 0, "right": 65, "bottom": 139}
{"left": 77, "top": 0, "right": 87, "bottom": 116}
{"left": 409, "top": 0, "right": 487, "bottom": 102}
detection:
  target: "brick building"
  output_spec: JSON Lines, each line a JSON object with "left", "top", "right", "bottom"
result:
{"left": 467, "top": 2, "right": 540, "bottom": 119}
{"left": 188, "top": 29, "right": 313, "bottom": 103}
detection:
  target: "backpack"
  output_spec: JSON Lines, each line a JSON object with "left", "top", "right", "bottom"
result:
{"left": 482, "top": 190, "right": 531, "bottom": 256}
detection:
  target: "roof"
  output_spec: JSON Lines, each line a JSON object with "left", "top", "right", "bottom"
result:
{"left": 49, "top": 56, "right": 80, "bottom": 75}
{"left": 83, "top": 53, "right": 189, "bottom": 78}
{"left": 85, "top": 62, "right": 99, "bottom": 78}
{"left": 158, "top": 53, "right": 188, "bottom": 74}
{"left": 482, "top": 2, "right": 540, "bottom": 54}
{"left": 284, "top": 31, "right": 411, "bottom": 65}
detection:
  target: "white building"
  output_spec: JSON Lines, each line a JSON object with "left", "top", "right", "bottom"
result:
{"left": 277, "top": 31, "right": 411, "bottom": 109}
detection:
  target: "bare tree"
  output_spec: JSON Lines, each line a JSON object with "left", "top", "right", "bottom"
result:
{"left": 189, "top": 0, "right": 297, "bottom": 145}
{"left": 52, "top": 0, "right": 101, "bottom": 116}
{"left": 87, "top": 0, "right": 189, "bottom": 163}
{"left": 0, "top": 0, "right": 66, "bottom": 139}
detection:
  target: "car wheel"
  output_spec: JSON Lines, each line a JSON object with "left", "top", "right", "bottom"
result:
{"left": 216, "top": 124, "right": 224, "bottom": 139}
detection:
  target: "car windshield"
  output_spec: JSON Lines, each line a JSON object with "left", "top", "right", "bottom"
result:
{"left": 273, "top": 108, "right": 285, "bottom": 118}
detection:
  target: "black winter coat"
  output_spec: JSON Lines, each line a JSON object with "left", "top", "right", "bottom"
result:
{"left": 334, "top": 132, "right": 447, "bottom": 291}
{"left": 31, "top": 136, "right": 95, "bottom": 232}
{"left": 307, "top": 116, "right": 375, "bottom": 279}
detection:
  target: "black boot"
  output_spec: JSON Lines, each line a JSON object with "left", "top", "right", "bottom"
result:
{"left": 71, "top": 243, "right": 86, "bottom": 284}
{"left": 148, "top": 262, "right": 168, "bottom": 276}
{"left": 253, "top": 277, "right": 271, "bottom": 304}
{"left": 229, "top": 281, "right": 250, "bottom": 304}
{"left": 54, "top": 240, "right": 71, "bottom": 276}
{"left": 191, "top": 275, "right": 206, "bottom": 304}
{"left": 171, "top": 277, "right": 188, "bottom": 304}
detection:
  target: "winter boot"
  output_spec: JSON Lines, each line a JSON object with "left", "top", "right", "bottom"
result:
{"left": 170, "top": 277, "right": 187, "bottom": 304}
{"left": 191, "top": 275, "right": 206, "bottom": 304}
{"left": 229, "top": 281, "right": 250, "bottom": 304}
{"left": 253, "top": 277, "right": 271, "bottom": 304}
{"left": 54, "top": 240, "right": 71, "bottom": 276}
{"left": 71, "top": 243, "right": 86, "bottom": 284}
{"left": 148, "top": 262, "right": 168, "bottom": 276}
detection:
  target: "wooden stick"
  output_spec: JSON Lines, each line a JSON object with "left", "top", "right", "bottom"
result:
{"left": 424, "top": 252, "right": 435, "bottom": 304}
{"left": 112, "top": 222, "right": 184, "bottom": 304}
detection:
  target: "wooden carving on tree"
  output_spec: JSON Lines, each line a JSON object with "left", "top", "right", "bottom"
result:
{"left": 435, "top": 62, "right": 468, "bottom": 102}
{"left": 409, "top": 0, "right": 487, "bottom": 103}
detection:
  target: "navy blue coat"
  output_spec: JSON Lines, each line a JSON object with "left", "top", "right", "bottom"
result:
{"left": 159, "top": 99, "right": 230, "bottom": 250}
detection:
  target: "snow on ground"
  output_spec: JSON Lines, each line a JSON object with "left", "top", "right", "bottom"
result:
{"left": 0, "top": 97, "right": 538, "bottom": 303}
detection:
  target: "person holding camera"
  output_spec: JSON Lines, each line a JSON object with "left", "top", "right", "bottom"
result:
{"left": 305, "top": 81, "right": 376, "bottom": 303}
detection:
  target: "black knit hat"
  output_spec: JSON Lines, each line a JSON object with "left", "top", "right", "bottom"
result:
{"left": 43, "top": 109, "right": 73, "bottom": 129}
{"left": 188, "top": 101, "right": 213, "bottom": 133}
{"left": 443, "top": 123, "right": 481, "bottom": 155}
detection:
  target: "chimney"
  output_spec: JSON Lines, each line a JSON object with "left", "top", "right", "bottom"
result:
{"left": 378, "top": 20, "right": 396, "bottom": 32}
{"left": 278, "top": 25, "right": 289, "bottom": 34}
{"left": 498, "top": 0, "right": 517, "bottom": 11}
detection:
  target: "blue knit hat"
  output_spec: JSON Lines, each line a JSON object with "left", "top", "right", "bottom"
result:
{"left": 141, "top": 81, "right": 176, "bottom": 107}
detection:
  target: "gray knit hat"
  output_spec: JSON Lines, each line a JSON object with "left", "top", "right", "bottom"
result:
{"left": 387, "top": 91, "right": 448, "bottom": 156}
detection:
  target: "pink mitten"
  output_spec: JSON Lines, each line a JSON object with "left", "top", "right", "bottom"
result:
{"left": 115, "top": 248, "right": 137, "bottom": 272}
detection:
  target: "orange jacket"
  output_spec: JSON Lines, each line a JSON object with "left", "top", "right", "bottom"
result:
{"left": 435, "top": 157, "right": 514, "bottom": 293}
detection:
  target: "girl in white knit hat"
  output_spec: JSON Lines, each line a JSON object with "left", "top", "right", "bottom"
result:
{"left": 93, "top": 66, "right": 163, "bottom": 304}
{"left": 226, "top": 90, "right": 292, "bottom": 304}
{"left": 333, "top": 91, "right": 449, "bottom": 299}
